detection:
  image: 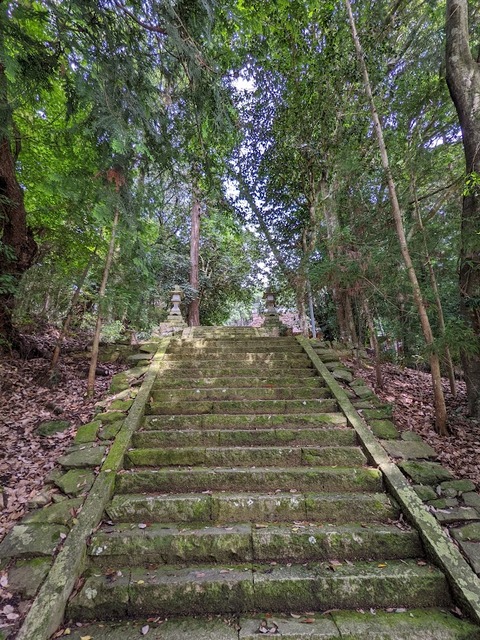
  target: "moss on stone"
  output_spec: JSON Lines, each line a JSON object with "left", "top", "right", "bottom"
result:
{"left": 8, "top": 557, "right": 52, "bottom": 597}
{"left": 24, "top": 497, "right": 83, "bottom": 525}
{"left": 55, "top": 469, "right": 95, "bottom": 496}
{"left": 398, "top": 461, "right": 453, "bottom": 485}
{"left": 74, "top": 421, "right": 101, "bottom": 444}
{"left": 36, "top": 420, "right": 71, "bottom": 437}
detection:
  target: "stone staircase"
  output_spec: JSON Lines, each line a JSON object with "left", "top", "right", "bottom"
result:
{"left": 65, "top": 327, "right": 480, "bottom": 638}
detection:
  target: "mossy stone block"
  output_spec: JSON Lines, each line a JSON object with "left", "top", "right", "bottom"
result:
{"left": 428, "top": 498, "right": 459, "bottom": 509}
{"left": 110, "top": 399, "right": 134, "bottom": 411}
{"left": 451, "top": 522, "right": 480, "bottom": 543}
{"left": 370, "top": 419, "right": 399, "bottom": 440}
{"left": 55, "top": 469, "right": 95, "bottom": 496}
{"left": 74, "top": 420, "right": 101, "bottom": 444}
{"left": 96, "top": 411, "right": 126, "bottom": 424}
{"left": 332, "top": 608, "right": 480, "bottom": 639}
{"left": 0, "top": 523, "right": 68, "bottom": 558}
{"left": 110, "top": 373, "right": 130, "bottom": 394}
{"left": 439, "top": 480, "right": 476, "bottom": 495}
{"left": 58, "top": 445, "right": 106, "bottom": 468}
{"left": 463, "top": 492, "right": 480, "bottom": 509}
{"left": 99, "top": 421, "right": 123, "bottom": 441}
{"left": 24, "top": 497, "right": 83, "bottom": 525}
{"left": 398, "top": 461, "right": 453, "bottom": 485}
{"left": 458, "top": 541, "right": 480, "bottom": 574}
{"left": 401, "top": 431, "right": 423, "bottom": 442}
{"left": 434, "top": 506, "right": 479, "bottom": 524}
{"left": 8, "top": 557, "right": 52, "bottom": 597}
{"left": 382, "top": 440, "right": 437, "bottom": 460}
{"left": 332, "top": 368, "right": 354, "bottom": 383}
{"left": 363, "top": 406, "right": 393, "bottom": 419}
{"left": 68, "top": 619, "right": 238, "bottom": 640}
{"left": 36, "top": 419, "right": 71, "bottom": 437}
{"left": 413, "top": 485, "right": 437, "bottom": 502}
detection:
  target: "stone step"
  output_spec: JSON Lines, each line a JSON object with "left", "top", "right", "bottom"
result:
{"left": 143, "top": 412, "right": 346, "bottom": 430}
{"left": 125, "top": 445, "right": 367, "bottom": 469}
{"left": 147, "top": 398, "right": 337, "bottom": 416}
{"left": 157, "top": 368, "right": 318, "bottom": 381}
{"left": 115, "top": 466, "right": 383, "bottom": 494}
{"left": 132, "top": 427, "right": 357, "bottom": 448}
{"left": 149, "top": 386, "right": 329, "bottom": 403}
{"left": 62, "top": 611, "right": 480, "bottom": 640}
{"left": 67, "top": 560, "right": 450, "bottom": 621}
{"left": 167, "top": 342, "right": 304, "bottom": 353}
{"left": 163, "top": 352, "right": 312, "bottom": 364}
{"left": 152, "top": 375, "right": 325, "bottom": 389}
{"left": 106, "top": 492, "right": 397, "bottom": 524}
{"left": 88, "top": 522, "right": 422, "bottom": 567}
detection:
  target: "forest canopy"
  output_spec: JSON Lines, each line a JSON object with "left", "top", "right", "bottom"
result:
{"left": 0, "top": 0, "right": 479, "bottom": 421}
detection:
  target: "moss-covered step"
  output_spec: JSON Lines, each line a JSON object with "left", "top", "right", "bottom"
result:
{"left": 24, "top": 497, "right": 83, "bottom": 526}
{"left": 88, "top": 522, "right": 421, "bottom": 568}
{"left": 149, "top": 386, "right": 328, "bottom": 402}
{"left": 106, "top": 491, "right": 395, "bottom": 525}
{"left": 66, "top": 617, "right": 239, "bottom": 640}
{"left": 67, "top": 560, "right": 449, "bottom": 621}
{"left": 115, "top": 466, "right": 383, "bottom": 494}
{"left": 143, "top": 412, "right": 346, "bottom": 431}
{"left": 125, "top": 445, "right": 367, "bottom": 469}
{"left": 148, "top": 398, "right": 337, "bottom": 416}
{"left": 158, "top": 365, "right": 316, "bottom": 377}
{"left": 239, "top": 610, "right": 480, "bottom": 639}
{"left": 162, "top": 352, "right": 311, "bottom": 364}
{"left": 132, "top": 427, "right": 357, "bottom": 449}
{"left": 167, "top": 343, "right": 304, "bottom": 354}
{"left": 153, "top": 375, "right": 325, "bottom": 389}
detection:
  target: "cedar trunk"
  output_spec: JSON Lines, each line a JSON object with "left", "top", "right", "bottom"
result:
{"left": 0, "top": 63, "right": 36, "bottom": 348}
{"left": 188, "top": 188, "right": 201, "bottom": 327}
{"left": 445, "top": 0, "right": 480, "bottom": 417}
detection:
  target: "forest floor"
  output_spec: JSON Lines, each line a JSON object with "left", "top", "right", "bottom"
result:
{"left": 348, "top": 357, "right": 480, "bottom": 487}
{"left": 0, "top": 329, "right": 128, "bottom": 542}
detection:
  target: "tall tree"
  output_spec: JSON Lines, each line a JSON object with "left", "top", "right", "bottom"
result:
{"left": 344, "top": 0, "right": 448, "bottom": 435}
{"left": 445, "top": 0, "right": 480, "bottom": 418}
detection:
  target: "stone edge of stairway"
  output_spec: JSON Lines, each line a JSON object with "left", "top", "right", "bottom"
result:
{"left": 15, "top": 339, "right": 173, "bottom": 640}
{"left": 296, "top": 335, "right": 480, "bottom": 625}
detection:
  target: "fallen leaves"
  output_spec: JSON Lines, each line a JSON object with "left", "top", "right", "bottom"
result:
{"left": 348, "top": 359, "right": 480, "bottom": 487}
{"left": 0, "top": 329, "right": 128, "bottom": 632}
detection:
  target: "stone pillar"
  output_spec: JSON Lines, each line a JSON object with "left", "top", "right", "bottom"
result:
{"left": 263, "top": 288, "right": 284, "bottom": 335}
{"left": 166, "top": 285, "right": 187, "bottom": 328}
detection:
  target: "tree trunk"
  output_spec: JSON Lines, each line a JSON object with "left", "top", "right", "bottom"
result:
{"left": 87, "top": 209, "right": 120, "bottom": 398}
{"left": 51, "top": 249, "right": 96, "bottom": 371}
{"left": 345, "top": 0, "right": 448, "bottom": 435}
{"left": 412, "top": 181, "right": 457, "bottom": 396}
{"left": 0, "top": 62, "right": 37, "bottom": 348}
{"left": 294, "top": 274, "right": 308, "bottom": 336}
{"left": 307, "top": 280, "right": 317, "bottom": 338}
{"left": 188, "top": 186, "right": 201, "bottom": 327}
{"left": 363, "top": 298, "right": 383, "bottom": 389}
{"left": 445, "top": 0, "right": 480, "bottom": 417}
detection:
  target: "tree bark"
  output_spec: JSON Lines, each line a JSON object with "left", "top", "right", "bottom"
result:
{"left": 363, "top": 297, "right": 383, "bottom": 389}
{"left": 0, "top": 62, "right": 37, "bottom": 348}
{"left": 411, "top": 181, "right": 457, "bottom": 396}
{"left": 87, "top": 209, "right": 119, "bottom": 398}
{"left": 445, "top": 0, "right": 480, "bottom": 417}
{"left": 345, "top": 0, "right": 448, "bottom": 435}
{"left": 188, "top": 184, "right": 201, "bottom": 327}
